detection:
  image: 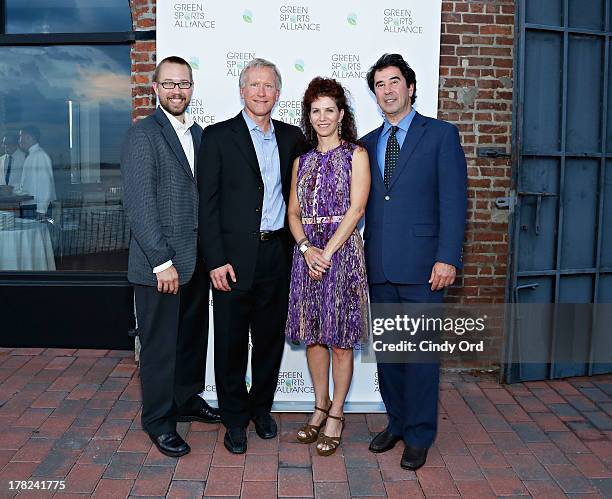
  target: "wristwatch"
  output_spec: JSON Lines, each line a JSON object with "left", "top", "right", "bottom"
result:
{"left": 299, "top": 240, "right": 312, "bottom": 255}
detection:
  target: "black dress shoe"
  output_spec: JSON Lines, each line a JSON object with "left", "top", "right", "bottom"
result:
{"left": 224, "top": 427, "right": 247, "bottom": 454}
{"left": 252, "top": 413, "right": 278, "bottom": 439}
{"left": 369, "top": 429, "right": 402, "bottom": 453}
{"left": 400, "top": 445, "right": 428, "bottom": 470}
{"left": 177, "top": 399, "right": 221, "bottom": 424}
{"left": 148, "top": 431, "right": 190, "bottom": 458}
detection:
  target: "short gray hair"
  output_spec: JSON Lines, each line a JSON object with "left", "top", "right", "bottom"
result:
{"left": 239, "top": 58, "right": 282, "bottom": 91}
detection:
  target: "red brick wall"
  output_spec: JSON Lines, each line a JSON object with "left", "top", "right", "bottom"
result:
{"left": 129, "top": 0, "right": 516, "bottom": 310}
{"left": 439, "top": 0, "right": 515, "bottom": 305}
{"left": 130, "top": 0, "right": 157, "bottom": 121}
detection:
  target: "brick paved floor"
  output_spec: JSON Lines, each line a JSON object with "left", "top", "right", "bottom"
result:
{"left": 0, "top": 348, "right": 611, "bottom": 498}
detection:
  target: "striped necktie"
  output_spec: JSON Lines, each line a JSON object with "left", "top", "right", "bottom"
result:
{"left": 384, "top": 126, "right": 399, "bottom": 189}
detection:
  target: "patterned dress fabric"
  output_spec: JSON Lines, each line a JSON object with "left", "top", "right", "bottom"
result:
{"left": 286, "top": 141, "right": 369, "bottom": 348}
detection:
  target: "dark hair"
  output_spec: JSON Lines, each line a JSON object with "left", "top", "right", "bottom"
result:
{"left": 21, "top": 125, "right": 40, "bottom": 143}
{"left": 366, "top": 53, "right": 417, "bottom": 105}
{"left": 153, "top": 56, "right": 193, "bottom": 83}
{"left": 300, "top": 77, "right": 359, "bottom": 147}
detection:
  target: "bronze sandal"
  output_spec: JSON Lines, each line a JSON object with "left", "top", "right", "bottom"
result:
{"left": 296, "top": 404, "right": 330, "bottom": 444}
{"left": 316, "top": 414, "right": 345, "bottom": 456}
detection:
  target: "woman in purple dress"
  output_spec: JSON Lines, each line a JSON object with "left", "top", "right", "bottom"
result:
{"left": 286, "top": 77, "right": 370, "bottom": 456}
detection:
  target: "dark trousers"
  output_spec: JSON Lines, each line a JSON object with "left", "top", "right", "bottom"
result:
{"left": 134, "top": 258, "right": 209, "bottom": 437}
{"left": 212, "top": 237, "right": 289, "bottom": 428}
{"left": 369, "top": 282, "right": 444, "bottom": 449}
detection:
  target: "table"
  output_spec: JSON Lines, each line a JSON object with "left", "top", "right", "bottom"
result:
{"left": 0, "top": 219, "right": 56, "bottom": 271}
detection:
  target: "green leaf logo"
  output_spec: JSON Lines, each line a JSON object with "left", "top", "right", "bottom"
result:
{"left": 347, "top": 13, "right": 357, "bottom": 26}
{"left": 243, "top": 9, "right": 253, "bottom": 23}
{"left": 189, "top": 57, "right": 200, "bottom": 70}
{"left": 294, "top": 59, "right": 305, "bottom": 72}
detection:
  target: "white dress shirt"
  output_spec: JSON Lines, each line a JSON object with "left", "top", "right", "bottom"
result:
{"left": 20, "top": 143, "right": 56, "bottom": 214}
{"left": 153, "top": 108, "right": 195, "bottom": 274}
{"left": 0, "top": 148, "right": 26, "bottom": 187}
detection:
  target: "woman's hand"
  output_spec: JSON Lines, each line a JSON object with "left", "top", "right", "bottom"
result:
{"left": 304, "top": 246, "right": 331, "bottom": 279}
{"left": 322, "top": 248, "right": 334, "bottom": 262}
{"left": 308, "top": 268, "right": 322, "bottom": 281}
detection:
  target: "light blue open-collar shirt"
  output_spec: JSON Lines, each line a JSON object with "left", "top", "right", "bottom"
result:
{"left": 242, "top": 110, "right": 285, "bottom": 231}
{"left": 376, "top": 108, "right": 417, "bottom": 180}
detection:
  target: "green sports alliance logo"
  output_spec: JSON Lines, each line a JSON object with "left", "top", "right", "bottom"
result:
{"left": 276, "top": 371, "right": 314, "bottom": 394}
{"left": 294, "top": 59, "right": 305, "bottom": 72}
{"left": 278, "top": 100, "right": 301, "bottom": 125}
{"left": 243, "top": 9, "right": 253, "bottom": 23}
{"left": 188, "top": 57, "right": 199, "bottom": 70}
{"left": 347, "top": 12, "right": 357, "bottom": 26}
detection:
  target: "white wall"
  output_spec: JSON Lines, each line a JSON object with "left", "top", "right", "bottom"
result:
{"left": 157, "top": 0, "right": 442, "bottom": 411}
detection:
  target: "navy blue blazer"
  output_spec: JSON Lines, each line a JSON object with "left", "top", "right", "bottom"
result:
{"left": 361, "top": 112, "right": 467, "bottom": 285}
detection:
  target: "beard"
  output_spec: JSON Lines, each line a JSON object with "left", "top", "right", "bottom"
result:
{"left": 160, "top": 95, "right": 190, "bottom": 116}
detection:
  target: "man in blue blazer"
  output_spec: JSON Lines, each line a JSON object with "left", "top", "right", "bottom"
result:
{"left": 362, "top": 54, "right": 467, "bottom": 470}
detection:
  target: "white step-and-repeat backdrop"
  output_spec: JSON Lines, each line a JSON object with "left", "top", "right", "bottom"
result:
{"left": 156, "top": 0, "right": 442, "bottom": 411}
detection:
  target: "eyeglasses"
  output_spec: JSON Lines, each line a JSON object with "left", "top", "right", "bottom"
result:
{"left": 159, "top": 81, "right": 193, "bottom": 90}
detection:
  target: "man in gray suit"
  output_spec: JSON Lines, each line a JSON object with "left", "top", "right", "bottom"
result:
{"left": 121, "top": 56, "right": 220, "bottom": 458}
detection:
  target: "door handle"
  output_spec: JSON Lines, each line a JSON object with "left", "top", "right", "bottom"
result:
{"left": 517, "top": 191, "right": 557, "bottom": 235}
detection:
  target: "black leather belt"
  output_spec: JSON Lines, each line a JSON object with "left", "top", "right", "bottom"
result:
{"left": 259, "top": 228, "right": 284, "bottom": 241}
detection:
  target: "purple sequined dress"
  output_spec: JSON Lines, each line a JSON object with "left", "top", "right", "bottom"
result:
{"left": 286, "top": 142, "right": 369, "bottom": 348}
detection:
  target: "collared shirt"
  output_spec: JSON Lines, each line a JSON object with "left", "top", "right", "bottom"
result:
{"left": 19, "top": 143, "right": 56, "bottom": 214}
{"left": 242, "top": 110, "right": 284, "bottom": 231}
{"left": 0, "top": 148, "right": 26, "bottom": 187}
{"left": 376, "top": 108, "right": 417, "bottom": 179}
{"left": 154, "top": 107, "right": 196, "bottom": 274}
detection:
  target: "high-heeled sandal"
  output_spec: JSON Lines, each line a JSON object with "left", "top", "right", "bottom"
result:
{"left": 316, "top": 414, "right": 345, "bottom": 456}
{"left": 296, "top": 404, "right": 331, "bottom": 444}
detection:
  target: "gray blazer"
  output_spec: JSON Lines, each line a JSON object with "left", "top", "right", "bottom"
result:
{"left": 121, "top": 107, "right": 203, "bottom": 286}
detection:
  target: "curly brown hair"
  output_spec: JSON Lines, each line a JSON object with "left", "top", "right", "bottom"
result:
{"left": 300, "top": 77, "right": 359, "bottom": 147}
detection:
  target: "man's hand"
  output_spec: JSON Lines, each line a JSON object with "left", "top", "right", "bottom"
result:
{"left": 428, "top": 262, "right": 456, "bottom": 291}
{"left": 210, "top": 263, "right": 236, "bottom": 291}
{"left": 156, "top": 265, "right": 179, "bottom": 294}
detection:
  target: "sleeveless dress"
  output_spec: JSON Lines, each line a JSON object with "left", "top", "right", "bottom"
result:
{"left": 285, "top": 141, "right": 369, "bottom": 348}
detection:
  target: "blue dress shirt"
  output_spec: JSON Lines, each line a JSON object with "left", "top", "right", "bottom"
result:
{"left": 242, "top": 110, "right": 285, "bottom": 230}
{"left": 376, "top": 108, "right": 417, "bottom": 180}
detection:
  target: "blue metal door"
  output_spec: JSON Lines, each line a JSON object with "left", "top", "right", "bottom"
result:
{"left": 505, "top": 0, "right": 612, "bottom": 382}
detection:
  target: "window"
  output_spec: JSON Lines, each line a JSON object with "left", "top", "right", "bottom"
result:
{"left": 0, "top": 45, "right": 131, "bottom": 272}
{"left": 0, "top": 1, "right": 138, "bottom": 274}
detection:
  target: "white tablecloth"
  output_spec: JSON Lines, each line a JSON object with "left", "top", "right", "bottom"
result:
{"left": 0, "top": 219, "right": 56, "bottom": 271}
